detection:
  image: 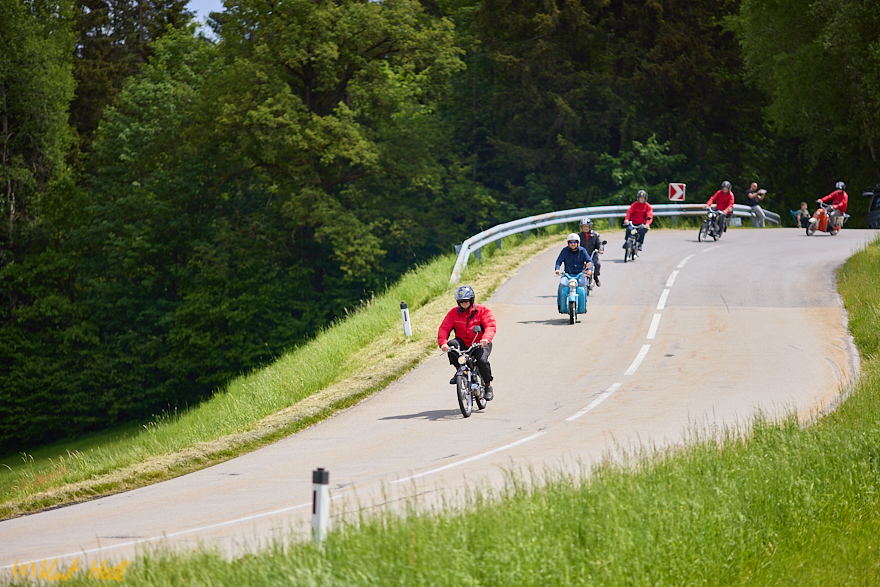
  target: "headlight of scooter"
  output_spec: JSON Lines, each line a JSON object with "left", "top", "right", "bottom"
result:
{"left": 457, "top": 356, "right": 467, "bottom": 365}
{"left": 568, "top": 279, "right": 577, "bottom": 288}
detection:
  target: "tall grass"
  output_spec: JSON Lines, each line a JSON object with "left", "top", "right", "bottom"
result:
{"left": 28, "top": 235, "right": 880, "bottom": 586}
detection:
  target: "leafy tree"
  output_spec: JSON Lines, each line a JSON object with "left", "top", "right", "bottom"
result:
{"left": 597, "top": 135, "right": 686, "bottom": 205}
{"left": 0, "top": 0, "right": 76, "bottom": 253}
{"left": 69, "top": 0, "right": 192, "bottom": 154}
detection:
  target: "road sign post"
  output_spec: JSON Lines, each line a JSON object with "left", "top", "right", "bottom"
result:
{"left": 669, "top": 183, "right": 686, "bottom": 202}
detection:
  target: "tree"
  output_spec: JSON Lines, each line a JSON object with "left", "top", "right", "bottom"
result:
{"left": 0, "top": 0, "right": 75, "bottom": 253}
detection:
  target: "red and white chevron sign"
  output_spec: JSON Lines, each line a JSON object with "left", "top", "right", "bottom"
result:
{"left": 668, "top": 183, "right": 686, "bottom": 201}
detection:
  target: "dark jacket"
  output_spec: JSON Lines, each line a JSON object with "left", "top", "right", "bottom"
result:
{"left": 555, "top": 246, "right": 591, "bottom": 274}
{"left": 578, "top": 231, "right": 604, "bottom": 258}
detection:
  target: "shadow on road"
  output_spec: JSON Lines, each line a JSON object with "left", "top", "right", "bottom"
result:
{"left": 379, "top": 409, "right": 463, "bottom": 422}
{"left": 516, "top": 318, "right": 574, "bottom": 326}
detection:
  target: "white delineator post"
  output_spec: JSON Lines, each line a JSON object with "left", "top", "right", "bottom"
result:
{"left": 400, "top": 301, "right": 412, "bottom": 337}
{"left": 312, "top": 468, "right": 329, "bottom": 545}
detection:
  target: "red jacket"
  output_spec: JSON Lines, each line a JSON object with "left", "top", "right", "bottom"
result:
{"left": 438, "top": 303, "right": 496, "bottom": 348}
{"left": 625, "top": 201, "right": 654, "bottom": 226}
{"left": 707, "top": 189, "right": 735, "bottom": 214}
{"left": 820, "top": 190, "right": 848, "bottom": 212}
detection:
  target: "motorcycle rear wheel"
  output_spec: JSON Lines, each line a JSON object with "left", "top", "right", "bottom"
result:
{"left": 568, "top": 300, "right": 576, "bottom": 324}
{"left": 456, "top": 375, "right": 472, "bottom": 418}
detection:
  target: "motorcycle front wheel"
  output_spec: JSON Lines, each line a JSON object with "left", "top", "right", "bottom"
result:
{"left": 806, "top": 223, "right": 816, "bottom": 236}
{"left": 698, "top": 222, "right": 708, "bottom": 242}
{"left": 568, "top": 300, "right": 576, "bottom": 324}
{"left": 456, "top": 375, "right": 472, "bottom": 418}
{"left": 475, "top": 386, "right": 487, "bottom": 410}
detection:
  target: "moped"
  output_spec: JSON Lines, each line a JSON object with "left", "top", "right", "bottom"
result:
{"left": 624, "top": 223, "right": 646, "bottom": 261}
{"left": 448, "top": 326, "right": 488, "bottom": 418}
{"left": 806, "top": 202, "right": 849, "bottom": 236}
{"left": 698, "top": 205, "right": 723, "bottom": 242}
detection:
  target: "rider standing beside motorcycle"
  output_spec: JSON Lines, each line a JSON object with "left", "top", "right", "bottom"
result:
{"left": 816, "top": 182, "right": 849, "bottom": 225}
{"left": 624, "top": 190, "right": 654, "bottom": 251}
{"left": 439, "top": 285, "right": 497, "bottom": 401}
{"left": 707, "top": 181, "right": 735, "bottom": 232}
{"left": 577, "top": 217, "right": 604, "bottom": 287}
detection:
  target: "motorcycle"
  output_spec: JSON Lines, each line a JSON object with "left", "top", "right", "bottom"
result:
{"left": 698, "top": 205, "right": 724, "bottom": 242}
{"left": 624, "top": 223, "right": 646, "bottom": 262}
{"left": 807, "top": 201, "right": 850, "bottom": 236}
{"left": 448, "top": 326, "right": 488, "bottom": 418}
{"left": 557, "top": 270, "right": 588, "bottom": 324}
{"left": 584, "top": 244, "right": 605, "bottom": 292}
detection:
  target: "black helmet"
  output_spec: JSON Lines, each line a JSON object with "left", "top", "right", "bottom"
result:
{"left": 637, "top": 190, "right": 648, "bottom": 201}
{"left": 836, "top": 181, "right": 846, "bottom": 190}
{"left": 721, "top": 181, "right": 731, "bottom": 189}
{"left": 454, "top": 285, "right": 475, "bottom": 304}
{"left": 580, "top": 216, "right": 593, "bottom": 228}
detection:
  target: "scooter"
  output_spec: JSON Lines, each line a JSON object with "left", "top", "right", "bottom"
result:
{"left": 807, "top": 202, "right": 850, "bottom": 236}
{"left": 558, "top": 270, "right": 588, "bottom": 324}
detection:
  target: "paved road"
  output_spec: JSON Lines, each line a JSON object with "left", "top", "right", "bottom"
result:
{"left": 1, "top": 228, "right": 874, "bottom": 571}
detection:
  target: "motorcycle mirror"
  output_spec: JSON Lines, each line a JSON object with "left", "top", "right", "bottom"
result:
{"left": 601, "top": 240, "right": 607, "bottom": 245}
{"left": 472, "top": 325, "right": 482, "bottom": 334}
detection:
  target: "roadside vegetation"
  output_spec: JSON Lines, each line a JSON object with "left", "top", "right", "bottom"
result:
{"left": 8, "top": 232, "right": 870, "bottom": 586}
{"left": 0, "top": 226, "right": 583, "bottom": 517}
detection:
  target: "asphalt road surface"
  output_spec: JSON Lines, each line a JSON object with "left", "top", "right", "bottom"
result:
{"left": 2, "top": 227, "right": 875, "bottom": 571}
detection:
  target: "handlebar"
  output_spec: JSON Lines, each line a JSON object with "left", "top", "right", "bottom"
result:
{"left": 446, "top": 341, "right": 486, "bottom": 355}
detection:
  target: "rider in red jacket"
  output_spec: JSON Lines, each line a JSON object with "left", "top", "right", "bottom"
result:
{"left": 624, "top": 190, "right": 653, "bottom": 250}
{"left": 438, "top": 285, "right": 497, "bottom": 400}
{"left": 707, "top": 181, "right": 735, "bottom": 232}
{"left": 817, "top": 181, "right": 849, "bottom": 225}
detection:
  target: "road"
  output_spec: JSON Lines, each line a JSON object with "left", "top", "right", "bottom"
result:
{"left": 1, "top": 228, "right": 873, "bottom": 570}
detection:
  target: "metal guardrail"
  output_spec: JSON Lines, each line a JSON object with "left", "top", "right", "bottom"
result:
{"left": 450, "top": 203, "right": 781, "bottom": 283}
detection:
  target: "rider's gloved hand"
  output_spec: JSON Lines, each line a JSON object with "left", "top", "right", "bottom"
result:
{"left": 645, "top": 225, "right": 651, "bottom": 230}
{"left": 441, "top": 343, "right": 449, "bottom": 352}
{"left": 555, "top": 269, "right": 561, "bottom": 275}
{"left": 479, "top": 340, "right": 489, "bottom": 348}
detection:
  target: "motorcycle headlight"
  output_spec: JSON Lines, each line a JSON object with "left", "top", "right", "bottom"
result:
{"left": 457, "top": 356, "right": 466, "bottom": 365}
{"left": 631, "top": 229, "right": 637, "bottom": 235}
{"left": 569, "top": 279, "right": 577, "bottom": 288}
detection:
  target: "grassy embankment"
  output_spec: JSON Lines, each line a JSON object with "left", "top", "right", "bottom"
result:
{"left": 0, "top": 223, "right": 590, "bottom": 519}
{"left": 15, "top": 230, "right": 878, "bottom": 587}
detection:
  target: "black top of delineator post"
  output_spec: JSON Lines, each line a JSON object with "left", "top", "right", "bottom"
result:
{"left": 313, "top": 468, "right": 329, "bottom": 484}
{"left": 400, "top": 301, "right": 408, "bottom": 309}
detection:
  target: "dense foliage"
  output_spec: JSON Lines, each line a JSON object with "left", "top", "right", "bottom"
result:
{"left": 1, "top": 0, "right": 878, "bottom": 452}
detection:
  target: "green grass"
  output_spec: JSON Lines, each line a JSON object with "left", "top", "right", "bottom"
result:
{"left": 14, "top": 233, "right": 880, "bottom": 587}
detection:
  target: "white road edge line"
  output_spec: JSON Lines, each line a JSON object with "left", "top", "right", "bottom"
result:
{"left": 646, "top": 314, "right": 662, "bottom": 339}
{"left": 565, "top": 383, "right": 623, "bottom": 421}
{"left": 0, "top": 500, "right": 321, "bottom": 569}
{"left": 656, "top": 289, "right": 670, "bottom": 310}
{"left": 666, "top": 270, "right": 679, "bottom": 287}
{"left": 624, "top": 345, "right": 651, "bottom": 376}
{"left": 677, "top": 255, "right": 694, "bottom": 268}
{"left": 393, "top": 431, "right": 549, "bottom": 484}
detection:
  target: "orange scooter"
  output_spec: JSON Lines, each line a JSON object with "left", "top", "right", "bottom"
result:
{"left": 806, "top": 202, "right": 849, "bottom": 236}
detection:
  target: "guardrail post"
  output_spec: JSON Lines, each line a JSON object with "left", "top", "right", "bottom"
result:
{"left": 400, "top": 302, "right": 412, "bottom": 337}
{"left": 312, "top": 468, "right": 330, "bottom": 545}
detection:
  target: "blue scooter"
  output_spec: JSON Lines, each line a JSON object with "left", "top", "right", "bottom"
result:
{"left": 558, "top": 271, "right": 587, "bottom": 324}
{"left": 557, "top": 248, "right": 602, "bottom": 324}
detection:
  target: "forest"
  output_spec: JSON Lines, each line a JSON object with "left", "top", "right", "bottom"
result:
{"left": 2, "top": 0, "right": 879, "bottom": 452}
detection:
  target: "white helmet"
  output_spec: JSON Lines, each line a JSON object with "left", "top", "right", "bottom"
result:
{"left": 567, "top": 233, "right": 580, "bottom": 244}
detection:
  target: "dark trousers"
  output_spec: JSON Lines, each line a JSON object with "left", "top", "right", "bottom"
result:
{"left": 624, "top": 225, "right": 648, "bottom": 246}
{"left": 447, "top": 338, "right": 493, "bottom": 384}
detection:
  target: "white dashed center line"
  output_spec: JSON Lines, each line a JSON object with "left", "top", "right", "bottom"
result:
{"left": 624, "top": 345, "right": 651, "bottom": 375}
{"left": 566, "top": 383, "right": 623, "bottom": 421}
{"left": 646, "top": 314, "right": 662, "bottom": 339}
{"left": 656, "top": 289, "right": 670, "bottom": 310}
